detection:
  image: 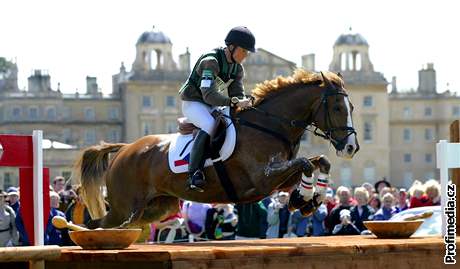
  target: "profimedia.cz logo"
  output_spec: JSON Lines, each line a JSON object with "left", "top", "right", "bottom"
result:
{"left": 444, "top": 183, "right": 456, "bottom": 265}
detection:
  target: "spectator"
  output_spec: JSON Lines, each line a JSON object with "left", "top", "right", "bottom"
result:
{"left": 424, "top": 179, "right": 441, "bottom": 206}
{"left": 52, "top": 176, "right": 66, "bottom": 194}
{"left": 266, "top": 191, "right": 291, "bottom": 239}
{"left": 324, "top": 188, "right": 336, "bottom": 215}
{"left": 374, "top": 193, "right": 398, "bottom": 220}
{"left": 289, "top": 209, "right": 309, "bottom": 237}
{"left": 45, "top": 191, "right": 65, "bottom": 245}
{"left": 350, "top": 187, "right": 374, "bottom": 232}
{"left": 235, "top": 201, "right": 267, "bottom": 240}
{"left": 310, "top": 203, "right": 327, "bottom": 236}
{"left": 6, "top": 187, "right": 29, "bottom": 246}
{"left": 332, "top": 209, "right": 360, "bottom": 235}
{"left": 0, "top": 190, "right": 19, "bottom": 246}
{"left": 374, "top": 178, "right": 391, "bottom": 194}
{"left": 396, "top": 188, "right": 409, "bottom": 212}
{"left": 205, "top": 204, "right": 238, "bottom": 240}
{"left": 182, "top": 201, "right": 211, "bottom": 238}
{"left": 408, "top": 180, "right": 431, "bottom": 208}
{"left": 326, "top": 186, "right": 352, "bottom": 234}
{"left": 369, "top": 193, "right": 381, "bottom": 212}
{"left": 361, "top": 182, "right": 375, "bottom": 200}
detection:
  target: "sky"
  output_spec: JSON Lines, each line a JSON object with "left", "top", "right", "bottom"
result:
{"left": 1, "top": 0, "right": 459, "bottom": 95}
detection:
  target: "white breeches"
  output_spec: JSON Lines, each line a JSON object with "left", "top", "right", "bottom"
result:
{"left": 182, "top": 101, "right": 215, "bottom": 135}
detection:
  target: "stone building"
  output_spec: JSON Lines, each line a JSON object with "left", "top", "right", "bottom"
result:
{"left": 0, "top": 29, "right": 456, "bottom": 189}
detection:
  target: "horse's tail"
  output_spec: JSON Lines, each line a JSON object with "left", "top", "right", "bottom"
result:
{"left": 73, "top": 142, "right": 126, "bottom": 220}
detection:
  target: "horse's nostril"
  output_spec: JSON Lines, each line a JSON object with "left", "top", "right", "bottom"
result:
{"left": 346, "top": 145, "right": 354, "bottom": 154}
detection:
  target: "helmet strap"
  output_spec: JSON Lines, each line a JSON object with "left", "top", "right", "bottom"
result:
{"left": 228, "top": 45, "right": 237, "bottom": 63}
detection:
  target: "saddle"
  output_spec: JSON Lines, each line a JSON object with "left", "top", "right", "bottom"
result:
{"left": 177, "top": 110, "right": 229, "bottom": 156}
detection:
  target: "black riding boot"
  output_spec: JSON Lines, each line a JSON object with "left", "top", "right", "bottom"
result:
{"left": 186, "top": 130, "right": 210, "bottom": 192}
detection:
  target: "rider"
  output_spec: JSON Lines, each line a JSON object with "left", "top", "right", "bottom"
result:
{"left": 179, "top": 26, "right": 255, "bottom": 192}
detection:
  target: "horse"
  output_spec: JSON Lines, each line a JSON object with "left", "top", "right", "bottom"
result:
{"left": 75, "top": 69, "right": 359, "bottom": 229}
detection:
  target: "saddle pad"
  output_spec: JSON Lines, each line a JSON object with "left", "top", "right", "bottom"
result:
{"left": 168, "top": 107, "right": 236, "bottom": 174}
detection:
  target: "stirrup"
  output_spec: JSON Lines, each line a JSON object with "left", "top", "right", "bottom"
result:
{"left": 187, "top": 170, "right": 205, "bottom": 192}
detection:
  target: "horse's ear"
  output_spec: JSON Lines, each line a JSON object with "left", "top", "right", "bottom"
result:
{"left": 320, "top": 71, "right": 333, "bottom": 88}
{"left": 337, "top": 72, "right": 343, "bottom": 78}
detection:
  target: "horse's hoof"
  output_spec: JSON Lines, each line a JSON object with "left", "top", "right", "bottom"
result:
{"left": 288, "top": 189, "right": 309, "bottom": 211}
{"left": 299, "top": 193, "right": 322, "bottom": 217}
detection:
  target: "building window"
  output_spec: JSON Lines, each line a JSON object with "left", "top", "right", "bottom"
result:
{"left": 363, "top": 166, "right": 375, "bottom": 182}
{"left": 84, "top": 130, "right": 97, "bottom": 145}
{"left": 108, "top": 107, "right": 120, "bottom": 120}
{"left": 403, "top": 107, "right": 411, "bottom": 118}
{"left": 425, "top": 171, "right": 435, "bottom": 180}
{"left": 46, "top": 107, "right": 56, "bottom": 120}
{"left": 424, "top": 107, "right": 432, "bottom": 116}
{"left": 142, "top": 96, "right": 153, "bottom": 108}
{"left": 166, "top": 121, "right": 177, "bottom": 133}
{"left": 404, "top": 153, "right": 412, "bottom": 163}
{"left": 363, "top": 96, "right": 373, "bottom": 107}
{"left": 61, "top": 171, "right": 72, "bottom": 180}
{"left": 424, "top": 128, "right": 433, "bottom": 141}
{"left": 107, "top": 129, "right": 120, "bottom": 142}
{"left": 3, "top": 172, "right": 12, "bottom": 189}
{"left": 84, "top": 107, "right": 95, "bottom": 121}
{"left": 403, "top": 128, "right": 411, "bottom": 142}
{"left": 62, "top": 107, "right": 71, "bottom": 120}
{"left": 62, "top": 128, "right": 72, "bottom": 144}
{"left": 453, "top": 106, "right": 460, "bottom": 117}
{"left": 29, "top": 107, "right": 39, "bottom": 120}
{"left": 142, "top": 122, "right": 152, "bottom": 136}
{"left": 364, "top": 122, "right": 373, "bottom": 142}
{"left": 166, "top": 96, "right": 176, "bottom": 108}
{"left": 11, "top": 107, "right": 21, "bottom": 120}
{"left": 425, "top": 154, "right": 432, "bottom": 163}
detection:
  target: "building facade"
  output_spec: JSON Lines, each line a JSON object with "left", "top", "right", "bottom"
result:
{"left": 0, "top": 29, "right": 457, "bottom": 189}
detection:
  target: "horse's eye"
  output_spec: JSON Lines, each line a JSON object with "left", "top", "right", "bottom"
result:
{"left": 333, "top": 106, "right": 341, "bottom": 112}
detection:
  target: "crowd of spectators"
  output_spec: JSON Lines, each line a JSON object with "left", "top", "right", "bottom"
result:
{"left": 0, "top": 175, "right": 442, "bottom": 246}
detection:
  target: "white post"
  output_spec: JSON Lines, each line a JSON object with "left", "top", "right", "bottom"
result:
{"left": 437, "top": 140, "right": 448, "bottom": 237}
{"left": 32, "top": 130, "right": 44, "bottom": 246}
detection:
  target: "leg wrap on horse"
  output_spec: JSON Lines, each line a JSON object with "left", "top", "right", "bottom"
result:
{"left": 315, "top": 173, "right": 329, "bottom": 201}
{"left": 298, "top": 176, "right": 314, "bottom": 201}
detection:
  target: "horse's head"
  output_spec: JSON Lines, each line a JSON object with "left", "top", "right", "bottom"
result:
{"left": 310, "top": 72, "right": 359, "bottom": 159}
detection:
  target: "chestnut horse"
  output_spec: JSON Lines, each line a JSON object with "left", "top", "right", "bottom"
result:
{"left": 75, "top": 70, "right": 359, "bottom": 229}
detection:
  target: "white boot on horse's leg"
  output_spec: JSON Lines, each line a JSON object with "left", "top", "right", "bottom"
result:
{"left": 315, "top": 172, "right": 329, "bottom": 203}
{"left": 186, "top": 130, "right": 210, "bottom": 192}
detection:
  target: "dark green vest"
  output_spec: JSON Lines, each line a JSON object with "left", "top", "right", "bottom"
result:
{"left": 182, "top": 48, "right": 240, "bottom": 90}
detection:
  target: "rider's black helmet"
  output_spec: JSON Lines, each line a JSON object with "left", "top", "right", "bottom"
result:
{"left": 225, "top": 26, "right": 256, "bottom": 52}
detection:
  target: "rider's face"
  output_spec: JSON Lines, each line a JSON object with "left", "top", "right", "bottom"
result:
{"left": 233, "top": 47, "right": 249, "bottom": 64}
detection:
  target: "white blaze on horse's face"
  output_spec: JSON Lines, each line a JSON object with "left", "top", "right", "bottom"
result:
{"left": 336, "top": 96, "right": 358, "bottom": 159}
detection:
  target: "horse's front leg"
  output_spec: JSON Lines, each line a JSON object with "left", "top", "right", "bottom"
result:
{"left": 288, "top": 155, "right": 331, "bottom": 216}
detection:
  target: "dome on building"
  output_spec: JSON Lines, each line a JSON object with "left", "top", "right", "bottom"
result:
{"left": 137, "top": 30, "right": 171, "bottom": 45}
{"left": 334, "top": 33, "right": 368, "bottom": 46}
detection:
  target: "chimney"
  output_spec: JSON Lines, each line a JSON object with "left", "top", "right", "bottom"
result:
{"left": 391, "top": 76, "right": 397, "bottom": 93}
{"left": 418, "top": 63, "right": 436, "bottom": 94}
{"left": 301, "top": 54, "right": 315, "bottom": 71}
{"left": 86, "top": 76, "right": 98, "bottom": 95}
{"left": 179, "top": 47, "right": 191, "bottom": 73}
{"left": 28, "top": 70, "right": 51, "bottom": 92}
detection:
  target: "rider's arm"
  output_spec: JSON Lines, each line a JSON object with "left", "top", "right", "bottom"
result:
{"left": 228, "top": 64, "right": 245, "bottom": 98}
{"left": 197, "top": 57, "right": 231, "bottom": 106}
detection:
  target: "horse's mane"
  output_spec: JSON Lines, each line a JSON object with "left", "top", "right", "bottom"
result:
{"left": 251, "top": 69, "right": 344, "bottom": 106}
